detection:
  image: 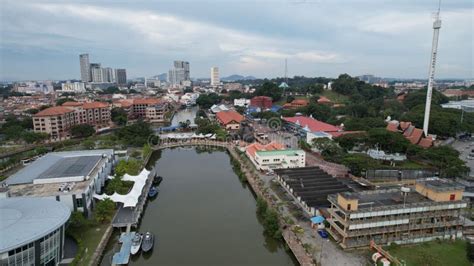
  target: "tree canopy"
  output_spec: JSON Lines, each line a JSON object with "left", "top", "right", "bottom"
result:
{"left": 254, "top": 82, "right": 283, "bottom": 102}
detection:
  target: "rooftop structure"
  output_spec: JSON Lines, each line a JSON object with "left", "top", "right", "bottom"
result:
{"left": 327, "top": 178, "right": 467, "bottom": 249}
{"left": 0, "top": 198, "right": 70, "bottom": 265}
{"left": 5, "top": 150, "right": 115, "bottom": 216}
{"left": 245, "top": 142, "right": 305, "bottom": 171}
{"left": 250, "top": 96, "right": 272, "bottom": 109}
{"left": 275, "top": 167, "right": 355, "bottom": 216}
{"left": 386, "top": 120, "right": 434, "bottom": 148}
{"left": 0, "top": 197, "right": 70, "bottom": 253}
{"left": 215, "top": 110, "right": 244, "bottom": 130}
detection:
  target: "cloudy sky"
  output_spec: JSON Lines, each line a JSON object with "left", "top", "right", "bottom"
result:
{"left": 0, "top": 0, "right": 472, "bottom": 81}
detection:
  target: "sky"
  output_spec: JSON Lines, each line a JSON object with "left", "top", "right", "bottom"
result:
{"left": 0, "top": 0, "right": 472, "bottom": 81}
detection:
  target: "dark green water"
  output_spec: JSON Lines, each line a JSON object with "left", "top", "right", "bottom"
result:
{"left": 103, "top": 147, "right": 296, "bottom": 266}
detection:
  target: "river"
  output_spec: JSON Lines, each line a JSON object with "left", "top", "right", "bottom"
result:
{"left": 102, "top": 147, "right": 296, "bottom": 265}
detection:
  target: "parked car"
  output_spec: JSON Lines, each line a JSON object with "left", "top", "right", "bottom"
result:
{"left": 318, "top": 229, "right": 329, "bottom": 239}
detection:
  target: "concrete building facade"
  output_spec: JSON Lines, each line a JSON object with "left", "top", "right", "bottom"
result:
{"left": 327, "top": 179, "right": 467, "bottom": 249}
{"left": 79, "top": 53, "right": 90, "bottom": 82}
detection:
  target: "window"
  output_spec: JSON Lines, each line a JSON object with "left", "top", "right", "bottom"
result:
{"left": 347, "top": 204, "right": 351, "bottom": 210}
{"left": 450, "top": 194, "right": 455, "bottom": 201}
{"left": 76, "top": 197, "right": 83, "bottom": 208}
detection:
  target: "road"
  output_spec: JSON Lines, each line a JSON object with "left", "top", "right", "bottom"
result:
{"left": 452, "top": 139, "right": 474, "bottom": 177}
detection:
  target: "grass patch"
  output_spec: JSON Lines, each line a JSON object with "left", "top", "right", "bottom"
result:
{"left": 319, "top": 90, "right": 349, "bottom": 103}
{"left": 68, "top": 223, "right": 109, "bottom": 266}
{"left": 386, "top": 240, "right": 470, "bottom": 266}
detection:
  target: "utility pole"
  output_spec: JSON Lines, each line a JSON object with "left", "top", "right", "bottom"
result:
{"left": 423, "top": 1, "right": 442, "bottom": 136}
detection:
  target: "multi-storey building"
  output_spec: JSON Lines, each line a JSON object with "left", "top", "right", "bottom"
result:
{"left": 211, "top": 67, "right": 220, "bottom": 86}
{"left": 168, "top": 68, "right": 185, "bottom": 85}
{"left": 327, "top": 179, "right": 467, "bottom": 249}
{"left": 115, "top": 69, "right": 127, "bottom": 85}
{"left": 80, "top": 53, "right": 90, "bottom": 82}
{"left": 145, "top": 102, "right": 170, "bottom": 123}
{"left": 33, "top": 106, "right": 77, "bottom": 140}
{"left": 61, "top": 82, "right": 86, "bottom": 93}
{"left": 90, "top": 63, "right": 102, "bottom": 83}
{"left": 33, "top": 102, "right": 111, "bottom": 140}
{"left": 174, "top": 60, "right": 190, "bottom": 81}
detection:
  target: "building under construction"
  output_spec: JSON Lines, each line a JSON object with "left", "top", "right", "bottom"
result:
{"left": 327, "top": 178, "right": 467, "bottom": 249}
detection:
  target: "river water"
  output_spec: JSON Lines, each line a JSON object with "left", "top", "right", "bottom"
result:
{"left": 102, "top": 147, "right": 296, "bottom": 265}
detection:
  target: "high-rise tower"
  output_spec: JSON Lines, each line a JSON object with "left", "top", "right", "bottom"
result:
{"left": 79, "top": 54, "right": 90, "bottom": 82}
{"left": 422, "top": 3, "right": 442, "bottom": 136}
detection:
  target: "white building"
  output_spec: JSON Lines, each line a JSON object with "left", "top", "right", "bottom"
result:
{"left": 168, "top": 68, "right": 186, "bottom": 85}
{"left": 234, "top": 98, "right": 250, "bottom": 107}
{"left": 246, "top": 142, "right": 305, "bottom": 171}
{"left": 4, "top": 149, "right": 116, "bottom": 217}
{"left": 61, "top": 82, "right": 86, "bottom": 93}
{"left": 211, "top": 66, "right": 220, "bottom": 86}
{"left": 15, "top": 81, "right": 54, "bottom": 94}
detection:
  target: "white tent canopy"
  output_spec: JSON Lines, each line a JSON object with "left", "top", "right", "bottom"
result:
{"left": 94, "top": 169, "right": 150, "bottom": 208}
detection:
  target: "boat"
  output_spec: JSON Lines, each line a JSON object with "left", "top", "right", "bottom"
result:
{"left": 153, "top": 175, "right": 163, "bottom": 185}
{"left": 141, "top": 232, "right": 154, "bottom": 252}
{"left": 130, "top": 233, "right": 143, "bottom": 255}
{"left": 148, "top": 186, "right": 159, "bottom": 198}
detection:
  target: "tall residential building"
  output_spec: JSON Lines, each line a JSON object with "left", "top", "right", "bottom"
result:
{"left": 174, "top": 61, "right": 190, "bottom": 81}
{"left": 90, "top": 63, "right": 102, "bottom": 83}
{"left": 168, "top": 68, "right": 185, "bottom": 85}
{"left": 211, "top": 67, "right": 220, "bottom": 86}
{"left": 103, "top": 67, "right": 114, "bottom": 83}
{"left": 115, "top": 69, "right": 127, "bottom": 85}
{"left": 79, "top": 54, "right": 91, "bottom": 82}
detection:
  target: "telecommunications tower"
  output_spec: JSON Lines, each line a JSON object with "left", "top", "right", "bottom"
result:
{"left": 422, "top": 1, "right": 442, "bottom": 136}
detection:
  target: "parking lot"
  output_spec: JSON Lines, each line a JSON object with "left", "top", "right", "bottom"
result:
{"left": 452, "top": 140, "right": 474, "bottom": 177}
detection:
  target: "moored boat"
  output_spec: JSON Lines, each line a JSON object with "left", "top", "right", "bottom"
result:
{"left": 141, "top": 232, "right": 154, "bottom": 252}
{"left": 148, "top": 186, "right": 159, "bottom": 198}
{"left": 153, "top": 175, "right": 163, "bottom": 185}
{"left": 130, "top": 233, "right": 143, "bottom": 255}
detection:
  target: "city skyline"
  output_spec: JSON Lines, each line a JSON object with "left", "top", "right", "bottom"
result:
{"left": 0, "top": 0, "right": 472, "bottom": 81}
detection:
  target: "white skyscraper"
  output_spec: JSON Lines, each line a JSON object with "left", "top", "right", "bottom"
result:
{"left": 211, "top": 67, "right": 220, "bottom": 86}
{"left": 90, "top": 63, "right": 103, "bottom": 83}
{"left": 79, "top": 54, "right": 90, "bottom": 82}
{"left": 115, "top": 69, "right": 127, "bottom": 85}
{"left": 168, "top": 68, "right": 185, "bottom": 85}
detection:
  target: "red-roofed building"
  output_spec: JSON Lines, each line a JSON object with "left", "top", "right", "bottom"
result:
{"left": 34, "top": 101, "right": 112, "bottom": 141}
{"left": 245, "top": 142, "right": 305, "bottom": 171}
{"left": 283, "top": 116, "right": 341, "bottom": 133}
{"left": 33, "top": 106, "right": 76, "bottom": 140}
{"left": 250, "top": 96, "right": 272, "bottom": 109}
{"left": 317, "top": 96, "right": 332, "bottom": 105}
{"left": 216, "top": 111, "right": 244, "bottom": 130}
{"left": 385, "top": 121, "right": 434, "bottom": 148}
{"left": 283, "top": 99, "right": 309, "bottom": 109}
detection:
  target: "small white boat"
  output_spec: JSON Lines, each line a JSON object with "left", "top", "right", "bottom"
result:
{"left": 130, "top": 233, "right": 143, "bottom": 255}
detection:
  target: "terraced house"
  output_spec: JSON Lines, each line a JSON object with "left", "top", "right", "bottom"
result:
{"left": 327, "top": 178, "right": 467, "bottom": 249}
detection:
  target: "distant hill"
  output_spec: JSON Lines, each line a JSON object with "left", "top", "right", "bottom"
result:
{"left": 221, "top": 75, "right": 257, "bottom": 82}
{"left": 151, "top": 73, "right": 167, "bottom": 81}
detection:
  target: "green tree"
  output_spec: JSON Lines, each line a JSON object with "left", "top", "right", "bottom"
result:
{"left": 419, "top": 146, "right": 469, "bottom": 178}
{"left": 367, "top": 128, "right": 410, "bottom": 153}
{"left": 403, "top": 89, "right": 449, "bottom": 109}
{"left": 82, "top": 139, "right": 95, "bottom": 150}
{"left": 115, "top": 121, "right": 153, "bottom": 146}
{"left": 111, "top": 107, "right": 128, "bottom": 126}
{"left": 95, "top": 199, "right": 116, "bottom": 223}
{"left": 335, "top": 133, "right": 368, "bottom": 151}
{"left": 69, "top": 211, "right": 87, "bottom": 229}
{"left": 71, "top": 124, "right": 95, "bottom": 138}
{"left": 312, "top": 138, "right": 345, "bottom": 161}
{"left": 21, "top": 131, "right": 48, "bottom": 143}
{"left": 343, "top": 117, "right": 386, "bottom": 131}
{"left": 196, "top": 93, "right": 222, "bottom": 108}
{"left": 56, "top": 98, "right": 76, "bottom": 106}
{"left": 254, "top": 82, "right": 283, "bottom": 102}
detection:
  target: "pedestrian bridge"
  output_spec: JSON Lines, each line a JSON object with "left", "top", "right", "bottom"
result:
{"left": 152, "top": 140, "right": 232, "bottom": 150}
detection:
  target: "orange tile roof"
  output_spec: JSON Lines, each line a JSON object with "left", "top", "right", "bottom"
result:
{"left": 82, "top": 101, "right": 109, "bottom": 109}
{"left": 62, "top": 101, "right": 83, "bottom": 107}
{"left": 418, "top": 136, "right": 434, "bottom": 148}
{"left": 133, "top": 98, "right": 161, "bottom": 105}
{"left": 406, "top": 127, "right": 424, "bottom": 144}
{"left": 386, "top": 121, "right": 399, "bottom": 132}
{"left": 400, "top": 121, "right": 412, "bottom": 131}
{"left": 216, "top": 111, "right": 244, "bottom": 125}
{"left": 246, "top": 142, "right": 285, "bottom": 158}
{"left": 317, "top": 96, "right": 332, "bottom": 104}
{"left": 34, "top": 106, "right": 74, "bottom": 116}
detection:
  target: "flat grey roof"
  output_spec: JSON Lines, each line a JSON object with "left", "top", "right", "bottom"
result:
{"left": 0, "top": 197, "right": 71, "bottom": 253}
{"left": 6, "top": 149, "right": 113, "bottom": 185}
{"left": 338, "top": 190, "right": 430, "bottom": 209}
